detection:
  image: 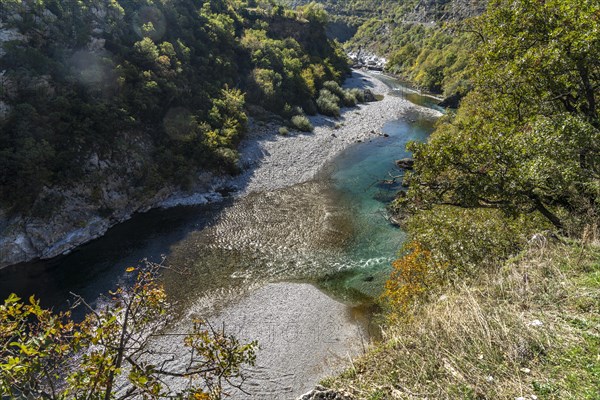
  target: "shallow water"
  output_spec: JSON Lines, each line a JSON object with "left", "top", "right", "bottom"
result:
{"left": 0, "top": 75, "right": 439, "bottom": 398}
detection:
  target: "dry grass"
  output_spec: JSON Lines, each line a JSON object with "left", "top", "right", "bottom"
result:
{"left": 322, "top": 235, "right": 600, "bottom": 399}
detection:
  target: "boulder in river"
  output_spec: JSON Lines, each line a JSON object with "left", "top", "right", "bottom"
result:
{"left": 363, "top": 89, "right": 377, "bottom": 102}
{"left": 395, "top": 158, "right": 414, "bottom": 170}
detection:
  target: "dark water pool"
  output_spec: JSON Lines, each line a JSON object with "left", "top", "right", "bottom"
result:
{"left": 0, "top": 76, "right": 439, "bottom": 315}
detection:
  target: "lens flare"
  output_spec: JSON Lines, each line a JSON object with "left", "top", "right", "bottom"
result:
{"left": 70, "top": 50, "right": 117, "bottom": 95}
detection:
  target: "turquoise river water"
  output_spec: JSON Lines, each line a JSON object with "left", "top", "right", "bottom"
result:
{"left": 0, "top": 74, "right": 441, "bottom": 316}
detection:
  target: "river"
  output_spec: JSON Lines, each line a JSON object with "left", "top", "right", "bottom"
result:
{"left": 0, "top": 73, "right": 441, "bottom": 398}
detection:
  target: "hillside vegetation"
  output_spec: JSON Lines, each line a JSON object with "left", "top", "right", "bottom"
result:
{"left": 322, "top": 0, "right": 600, "bottom": 398}
{"left": 293, "top": 0, "right": 487, "bottom": 97}
{"left": 346, "top": 0, "right": 486, "bottom": 96}
{"left": 0, "top": 0, "right": 349, "bottom": 212}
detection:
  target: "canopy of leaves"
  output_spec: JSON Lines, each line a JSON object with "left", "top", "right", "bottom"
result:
{"left": 0, "top": 262, "right": 257, "bottom": 399}
{"left": 404, "top": 0, "right": 600, "bottom": 234}
{"left": 0, "top": 0, "right": 349, "bottom": 210}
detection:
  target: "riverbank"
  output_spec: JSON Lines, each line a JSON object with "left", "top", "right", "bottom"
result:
{"left": 0, "top": 70, "right": 444, "bottom": 399}
{"left": 226, "top": 70, "right": 441, "bottom": 195}
{"left": 0, "top": 70, "right": 440, "bottom": 269}
{"left": 148, "top": 282, "right": 371, "bottom": 399}
{"left": 318, "top": 237, "right": 600, "bottom": 399}
{"left": 136, "top": 71, "right": 440, "bottom": 399}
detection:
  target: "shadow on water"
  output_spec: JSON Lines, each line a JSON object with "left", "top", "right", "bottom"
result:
{"left": 0, "top": 201, "right": 230, "bottom": 311}
{"left": 0, "top": 71, "right": 439, "bottom": 317}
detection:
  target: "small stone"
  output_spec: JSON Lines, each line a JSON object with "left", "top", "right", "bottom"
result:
{"left": 520, "top": 367, "right": 531, "bottom": 374}
{"left": 383, "top": 133, "right": 389, "bottom": 138}
{"left": 531, "top": 396, "right": 538, "bottom": 400}
{"left": 528, "top": 320, "right": 544, "bottom": 327}
{"left": 395, "top": 158, "right": 414, "bottom": 169}
{"left": 478, "top": 354, "right": 484, "bottom": 360}
{"left": 486, "top": 375, "right": 494, "bottom": 382}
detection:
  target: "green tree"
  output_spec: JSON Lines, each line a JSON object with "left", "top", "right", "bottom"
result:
{"left": 0, "top": 262, "right": 256, "bottom": 399}
{"left": 404, "top": 0, "right": 600, "bottom": 233}
{"left": 297, "top": 2, "right": 329, "bottom": 26}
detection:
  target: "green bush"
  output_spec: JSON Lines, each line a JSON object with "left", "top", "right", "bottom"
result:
{"left": 341, "top": 90, "right": 358, "bottom": 106}
{"left": 316, "top": 89, "right": 341, "bottom": 117}
{"left": 320, "top": 80, "right": 358, "bottom": 108}
{"left": 349, "top": 88, "right": 365, "bottom": 103}
{"left": 323, "top": 80, "right": 345, "bottom": 98}
{"left": 278, "top": 126, "right": 289, "bottom": 135}
{"left": 406, "top": 206, "right": 548, "bottom": 273}
{"left": 214, "top": 147, "right": 240, "bottom": 174}
{"left": 291, "top": 115, "right": 313, "bottom": 132}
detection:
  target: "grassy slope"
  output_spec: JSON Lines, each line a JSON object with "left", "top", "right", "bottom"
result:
{"left": 322, "top": 236, "right": 600, "bottom": 399}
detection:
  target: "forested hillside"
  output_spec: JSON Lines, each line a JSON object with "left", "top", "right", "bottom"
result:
{"left": 1, "top": 0, "right": 598, "bottom": 397}
{"left": 0, "top": 0, "right": 359, "bottom": 266}
{"left": 291, "top": 0, "right": 487, "bottom": 97}
{"left": 0, "top": 0, "right": 348, "bottom": 211}
{"left": 323, "top": 0, "right": 600, "bottom": 398}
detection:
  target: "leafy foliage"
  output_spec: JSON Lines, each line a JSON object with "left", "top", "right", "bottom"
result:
{"left": 314, "top": 80, "right": 362, "bottom": 117}
{"left": 404, "top": 206, "right": 548, "bottom": 274}
{"left": 382, "top": 241, "right": 445, "bottom": 319}
{"left": 0, "top": 0, "right": 350, "bottom": 211}
{"left": 404, "top": 0, "right": 600, "bottom": 234}
{"left": 351, "top": 20, "right": 478, "bottom": 95}
{"left": 291, "top": 114, "right": 313, "bottom": 132}
{"left": 335, "top": 0, "right": 485, "bottom": 96}
{"left": 0, "top": 262, "right": 257, "bottom": 399}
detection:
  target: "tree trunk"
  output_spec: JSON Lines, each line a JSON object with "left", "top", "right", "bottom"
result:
{"left": 532, "top": 195, "right": 564, "bottom": 232}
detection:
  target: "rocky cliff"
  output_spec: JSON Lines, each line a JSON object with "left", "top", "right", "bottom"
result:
{"left": 0, "top": 134, "right": 222, "bottom": 268}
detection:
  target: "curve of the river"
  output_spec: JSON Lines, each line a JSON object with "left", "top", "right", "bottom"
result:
{"left": 0, "top": 72, "right": 442, "bottom": 399}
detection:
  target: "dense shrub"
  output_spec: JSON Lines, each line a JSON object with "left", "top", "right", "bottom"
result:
{"left": 323, "top": 81, "right": 346, "bottom": 98}
{"left": 406, "top": 206, "right": 547, "bottom": 274}
{"left": 382, "top": 241, "right": 445, "bottom": 319}
{"left": 291, "top": 115, "right": 313, "bottom": 132}
{"left": 349, "top": 88, "right": 365, "bottom": 103}
{"left": 316, "top": 89, "right": 341, "bottom": 117}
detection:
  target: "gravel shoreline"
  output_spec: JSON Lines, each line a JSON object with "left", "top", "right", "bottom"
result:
{"left": 0, "top": 69, "right": 439, "bottom": 269}
{"left": 222, "top": 69, "right": 441, "bottom": 196}
{"left": 156, "top": 69, "right": 436, "bottom": 207}
{"left": 150, "top": 70, "right": 443, "bottom": 400}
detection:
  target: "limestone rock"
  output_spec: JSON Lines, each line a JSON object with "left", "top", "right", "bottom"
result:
{"left": 395, "top": 158, "right": 414, "bottom": 170}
